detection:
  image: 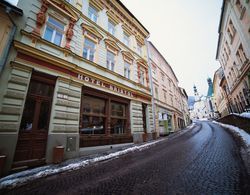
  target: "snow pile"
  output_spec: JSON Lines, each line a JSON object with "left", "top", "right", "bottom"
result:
{"left": 213, "top": 121, "right": 250, "bottom": 147}
{"left": 230, "top": 112, "right": 250, "bottom": 119}
{"left": 199, "top": 118, "right": 209, "bottom": 121}
{"left": 0, "top": 139, "right": 163, "bottom": 190}
{"left": 240, "top": 112, "right": 250, "bottom": 119}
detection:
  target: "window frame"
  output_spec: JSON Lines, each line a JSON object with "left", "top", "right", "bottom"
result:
{"left": 123, "top": 32, "right": 130, "bottom": 47}
{"left": 124, "top": 61, "right": 131, "bottom": 79}
{"left": 88, "top": 5, "right": 98, "bottom": 23}
{"left": 106, "top": 50, "right": 115, "bottom": 71}
{"left": 43, "top": 16, "right": 65, "bottom": 46}
{"left": 108, "top": 19, "right": 116, "bottom": 36}
{"left": 79, "top": 87, "right": 130, "bottom": 136}
{"left": 83, "top": 37, "right": 96, "bottom": 62}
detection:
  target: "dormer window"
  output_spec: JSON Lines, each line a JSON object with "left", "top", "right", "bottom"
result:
{"left": 88, "top": 5, "right": 98, "bottom": 23}
{"left": 43, "top": 17, "right": 64, "bottom": 46}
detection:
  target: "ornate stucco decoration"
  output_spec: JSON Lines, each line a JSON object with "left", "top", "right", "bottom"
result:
{"left": 121, "top": 51, "right": 135, "bottom": 64}
{"left": 33, "top": 0, "right": 79, "bottom": 50}
{"left": 81, "top": 23, "right": 104, "bottom": 43}
{"left": 33, "top": 0, "right": 49, "bottom": 36}
{"left": 104, "top": 38, "right": 121, "bottom": 54}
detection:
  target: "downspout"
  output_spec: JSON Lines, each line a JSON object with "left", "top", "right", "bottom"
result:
{"left": 145, "top": 37, "right": 156, "bottom": 133}
{"left": 0, "top": 6, "right": 17, "bottom": 74}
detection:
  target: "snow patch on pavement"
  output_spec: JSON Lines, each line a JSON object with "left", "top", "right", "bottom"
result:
{"left": 0, "top": 139, "right": 163, "bottom": 190}
{"left": 213, "top": 121, "right": 250, "bottom": 147}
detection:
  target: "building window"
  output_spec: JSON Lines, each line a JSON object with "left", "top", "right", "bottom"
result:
{"left": 123, "top": 33, "right": 130, "bottom": 46}
{"left": 164, "top": 92, "right": 167, "bottom": 102}
{"left": 227, "top": 20, "right": 236, "bottom": 43}
{"left": 225, "top": 41, "right": 231, "bottom": 54}
{"left": 170, "top": 95, "right": 173, "bottom": 105}
{"left": 43, "top": 17, "right": 64, "bottom": 46}
{"left": 124, "top": 61, "right": 131, "bottom": 79}
{"left": 107, "top": 51, "right": 115, "bottom": 71}
{"left": 88, "top": 5, "right": 98, "bottom": 23}
{"left": 235, "top": 0, "right": 245, "bottom": 19}
{"left": 155, "top": 87, "right": 159, "bottom": 99}
{"left": 152, "top": 66, "right": 156, "bottom": 77}
{"left": 111, "top": 102, "right": 126, "bottom": 134}
{"left": 83, "top": 38, "right": 95, "bottom": 61}
{"left": 139, "top": 70, "right": 145, "bottom": 85}
{"left": 137, "top": 43, "right": 142, "bottom": 56}
{"left": 80, "top": 87, "right": 130, "bottom": 138}
{"left": 161, "top": 73, "right": 165, "bottom": 82}
{"left": 108, "top": 20, "right": 115, "bottom": 36}
{"left": 236, "top": 44, "right": 248, "bottom": 65}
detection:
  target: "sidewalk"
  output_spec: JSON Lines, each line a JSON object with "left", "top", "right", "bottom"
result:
{"left": 0, "top": 124, "right": 194, "bottom": 190}
{"left": 213, "top": 121, "right": 250, "bottom": 176}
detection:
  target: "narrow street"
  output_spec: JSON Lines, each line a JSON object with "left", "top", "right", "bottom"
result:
{"left": 3, "top": 121, "right": 249, "bottom": 195}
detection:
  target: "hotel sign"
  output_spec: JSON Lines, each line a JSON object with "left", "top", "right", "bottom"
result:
{"left": 78, "top": 74, "right": 134, "bottom": 97}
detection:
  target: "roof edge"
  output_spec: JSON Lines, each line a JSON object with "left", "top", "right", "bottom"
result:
{"left": 117, "top": 0, "right": 149, "bottom": 35}
{"left": 149, "top": 41, "right": 179, "bottom": 83}
{"left": 0, "top": 0, "right": 23, "bottom": 15}
{"left": 216, "top": 0, "right": 226, "bottom": 59}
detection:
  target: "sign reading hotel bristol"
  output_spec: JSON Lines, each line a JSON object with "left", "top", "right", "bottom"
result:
{"left": 78, "top": 74, "right": 134, "bottom": 98}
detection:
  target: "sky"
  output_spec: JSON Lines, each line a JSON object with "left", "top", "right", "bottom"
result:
{"left": 120, "top": 0, "right": 223, "bottom": 97}
{"left": 8, "top": 0, "right": 223, "bottom": 96}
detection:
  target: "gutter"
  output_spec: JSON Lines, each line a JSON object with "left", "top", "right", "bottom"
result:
{"left": 145, "top": 37, "right": 156, "bottom": 133}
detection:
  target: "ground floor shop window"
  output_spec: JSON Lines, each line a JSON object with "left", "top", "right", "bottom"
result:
{"left": 80, "top": 95, "right": 106, "bottom": 134}
{"left": 80, "top": 87, "right": 130, "bottom": 135}
{"left": 111, "top": 102, "right": 126, "bottom": 134}
{"left": 79, "top": 87, "right": 132, "bottom": 147}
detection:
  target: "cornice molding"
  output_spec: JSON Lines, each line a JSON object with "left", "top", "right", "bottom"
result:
{"left": 89, "top": 0, "right": 104, "bottom": 11}
{"left": 48, "top": 0, "right": 79, "bottom": 21}
{"left": 81, "top": 23, "right": 104, "bottom": 41}
{"left": 121, "top": 50, "right": 135, "bottom": 62}
{"left": 106, "top": 11, "right": 120, "bottom": 24}
{"left": 104, "top": 38, "right": 121, "bottom": 53}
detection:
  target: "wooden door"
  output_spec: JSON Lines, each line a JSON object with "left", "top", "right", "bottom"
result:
{"left": 13, "top": 72, "right": 55, "bottom": 169}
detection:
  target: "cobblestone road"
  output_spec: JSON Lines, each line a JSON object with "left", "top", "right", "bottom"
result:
{"left": 3, "top": 121, "right": 250, "bottom": 194}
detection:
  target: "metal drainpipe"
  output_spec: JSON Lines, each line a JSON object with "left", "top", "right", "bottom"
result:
{"left": 0, "top": 7, "right": 17, "bottom": 74}
{"left": 145, "top": 37, "right": 156, "bottom": 133}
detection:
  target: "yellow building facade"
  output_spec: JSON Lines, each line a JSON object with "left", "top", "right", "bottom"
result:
{"left": 0, "top": 0, "right": 155, "bottom": 175}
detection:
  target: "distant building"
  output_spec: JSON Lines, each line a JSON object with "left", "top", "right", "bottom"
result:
{"left": 190, "top": 85, "right": 210, "bottom": 119}
{"left": 213, "top": 67, "right": 229, "bottom": 117}
{"left": 206, "top": 77, "right": 217, "bottom": 118}
{"left": 216, "top": 0, "right": 250, "bottom": 115}
{"left": 148, "top": 42, "right": 188, "bottom": 136}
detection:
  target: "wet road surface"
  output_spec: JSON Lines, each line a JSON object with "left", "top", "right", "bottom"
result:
{"left": 3, "top": 121, "right": 250, "bottom": 194}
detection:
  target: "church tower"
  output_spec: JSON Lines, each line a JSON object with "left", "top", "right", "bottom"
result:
{"left": 207, "top": 77, "right": 213, "bottom": 97}
{"left": 193, "top": 85, "right": 200, "bottom": 101}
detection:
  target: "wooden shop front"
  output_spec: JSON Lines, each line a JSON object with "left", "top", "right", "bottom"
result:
{"left": 79, "top": 86, "right": 133, "bottom": 147}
